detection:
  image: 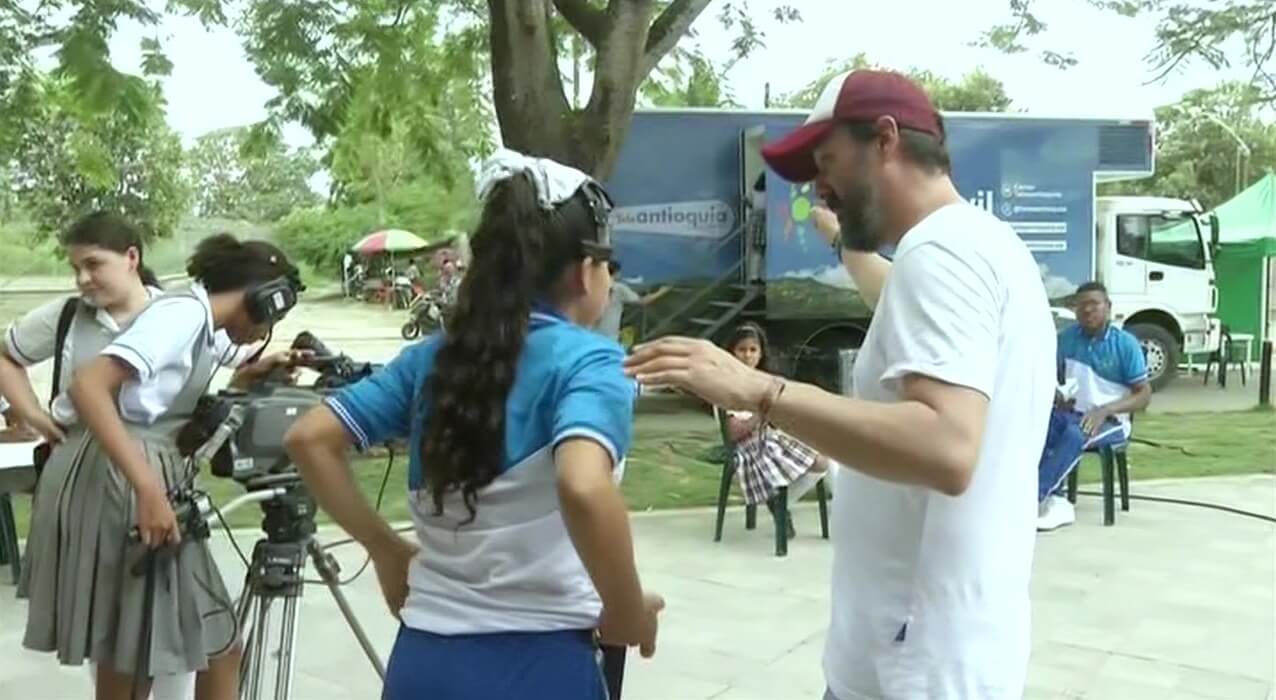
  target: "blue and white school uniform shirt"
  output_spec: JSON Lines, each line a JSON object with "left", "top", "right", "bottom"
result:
{"left": 325, "top": 309, "right": 636, "bottom": 635}
{"left": 1057, "top": 322, "right": 1148, "bottom": 433}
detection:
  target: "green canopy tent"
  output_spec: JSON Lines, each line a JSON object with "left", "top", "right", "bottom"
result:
{"left": 1211, "top": 171, "right": 1276, "bottom": 361}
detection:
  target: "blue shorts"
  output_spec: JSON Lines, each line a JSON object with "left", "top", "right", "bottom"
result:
{"left": 382, "top": 625, "right": 608, "bottom": 700}
{"left": 1037, "top": 408, "right": 1129, "bottom": 502}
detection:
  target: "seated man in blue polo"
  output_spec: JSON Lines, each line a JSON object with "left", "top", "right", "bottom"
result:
{"left": 1037, "top": 281, "right": 1152, "bottom": 531}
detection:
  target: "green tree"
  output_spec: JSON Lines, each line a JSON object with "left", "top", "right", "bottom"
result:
{"left": 0, "top": 1, "right": 177, "bottom": 139}
{"left": 1101, "top": 82, "right": 1276, "bottom": 209}
{"left": 641, "top": 48, "right": 739, "bottom": 108}
{"left": 274, "top": 178, "right": 477, "bottom": 272}
{"left": 7, "top": 76, "right": 192, "bottom": 240}
{"left": 188, "top": 127, "right": 320, "bottom": 222}
{"left": 774, "top": 54, "right": 1014, "bottom": 112}
{"left": 7, "top": 1, "right": 799, "bottom": 179}
{"left": 980, "top": 1, "right": 1276, "bottom": 106}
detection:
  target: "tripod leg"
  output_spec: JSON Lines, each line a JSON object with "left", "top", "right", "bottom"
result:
{"left": 236, "top": 585, "right": 258, "bottom": 696}
{"left": 274, "top": 596, "right": 301, "bottom": 700}
{"left": 246, "top": 597, "right": 273, "bottom": 700}
{"left": 306, "top": 541, "right": 387, "bottom": 680}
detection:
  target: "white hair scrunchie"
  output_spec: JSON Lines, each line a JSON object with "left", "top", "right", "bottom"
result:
{"left": 476, "top": 148, "right": 594, "bottom": 210}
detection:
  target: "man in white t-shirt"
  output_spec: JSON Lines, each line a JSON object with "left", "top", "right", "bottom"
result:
{"left": 626, "top": 70, "right": 1056, "bottom": 699}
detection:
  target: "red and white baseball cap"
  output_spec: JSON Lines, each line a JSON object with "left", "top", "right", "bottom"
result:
{"left": 761, "top": 70, "right": 942, "bottom": 183}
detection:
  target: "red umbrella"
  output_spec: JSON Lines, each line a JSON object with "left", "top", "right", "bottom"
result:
{"left": 351, "top": 229, "right": 429, "bottom": 255}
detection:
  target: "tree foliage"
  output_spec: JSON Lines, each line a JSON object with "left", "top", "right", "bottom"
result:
{"left": 980, "top": 1, "right": 1276, "bottom": 106}
{"left": 188, "top": 127, "right": 320, "bottom": 222}
{"left": 641, "top": 47, "right": 738, "bottom": 108}
{"left": 773, "top": 54, "right": 1014, "bottom": 113}
{"left": 274, "top": 178, "right": 477, "bottom": 272}
{"left": 4, "top": 76, "right": 191, "bottom": 241}
{"left": 6, "top": 0, "right": 802, "bottom": 186}
{"left": 1101, "top": 82, "right": 1276, "bottom": 210}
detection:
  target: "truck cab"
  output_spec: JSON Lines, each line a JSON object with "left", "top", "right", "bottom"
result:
{"left": 1096, "top": 196, "right": 1221, "bottom": 388}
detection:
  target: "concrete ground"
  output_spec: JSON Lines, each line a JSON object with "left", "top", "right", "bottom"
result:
{"left": 3, "top": 474, "right": 1273, "bottom": 700}
{"left": 1153, "top": 367, "right": 1267, "bottom": 413}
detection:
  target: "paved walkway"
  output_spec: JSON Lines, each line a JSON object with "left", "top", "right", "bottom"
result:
{"left": 1152, "top": 372, "right": 1267, "bottom": 413}
{"left": 2, "top": 475, "right": 1273, "bottom": 699}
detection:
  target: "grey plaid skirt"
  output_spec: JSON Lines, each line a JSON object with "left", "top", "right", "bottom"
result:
{"left": 734, "top": 425, "right": 821, "bottom": 505}
{"left": 21, "top": 421, "right": 236, "bottom": 676}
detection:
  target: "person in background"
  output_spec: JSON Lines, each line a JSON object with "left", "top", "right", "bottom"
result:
{"left": 436, "top": 258, "right": 462, "bottom": 307}
{"left": 724, "top": 322, "right": 828, "bottom": 537}
{"left": 595, "top": 261, "right": 670, "bottom": 345}
{"left": 1036, "top": 281, "right": 1151, "bottom": 531}
{"left": 283, "top": 150, "right": 661, "bottom": 699}
{"left": 21, "top": 233, "right": 304, "bottom": 700}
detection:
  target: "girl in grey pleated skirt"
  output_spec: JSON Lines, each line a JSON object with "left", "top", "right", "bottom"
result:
{"left": 21, "top": 420, "right": 236, "bottom": 678}
{"left": 21, "top": 233, "right": 304, "bottom": 700}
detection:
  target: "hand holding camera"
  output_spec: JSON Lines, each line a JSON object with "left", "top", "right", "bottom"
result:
{"left": 135, "top": 482, "right": 181, "bottom": 548}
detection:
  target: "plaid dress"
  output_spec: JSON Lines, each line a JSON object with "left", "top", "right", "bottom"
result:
{"left": 728, "top": 410, "right": 821, "bottom": 505}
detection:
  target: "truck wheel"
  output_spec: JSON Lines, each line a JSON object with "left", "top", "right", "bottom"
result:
{"left": 1126, "top": 323, "right": 1178, "bottom": 391}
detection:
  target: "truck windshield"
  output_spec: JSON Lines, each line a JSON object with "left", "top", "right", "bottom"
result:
{"left": 1115, "top": 213, "right": 1206, "bottom": 269}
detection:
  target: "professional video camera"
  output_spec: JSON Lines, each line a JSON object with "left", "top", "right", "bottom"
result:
{"left": 177, "top": 331, "right": 381, "bottom": 484}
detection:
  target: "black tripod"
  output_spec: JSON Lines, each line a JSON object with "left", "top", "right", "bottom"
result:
{"left": 229, "top": 474, "right": 385, "bottom": 700}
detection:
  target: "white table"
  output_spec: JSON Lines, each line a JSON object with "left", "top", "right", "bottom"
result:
{"left": 0, "top": 438, "right": 39, "bottom": 583}
{"left": 0, "top": 438, "right": 40, "bottom": 466}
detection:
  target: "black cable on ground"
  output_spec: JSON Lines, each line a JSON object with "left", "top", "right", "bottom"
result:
{"left": 1074, "top": 489, "right": 1276, "bottom": 524}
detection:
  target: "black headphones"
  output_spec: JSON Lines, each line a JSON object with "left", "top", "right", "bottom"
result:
{"left": 244, "top": 275, "right": 305, "bottom": 325}
{"left": 577, "top": 180, "right": 615, "bottom": 260}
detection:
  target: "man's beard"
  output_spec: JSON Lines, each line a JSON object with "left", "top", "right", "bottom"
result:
{"left": 830, "top": 180, "right": 884, "bottom": 252}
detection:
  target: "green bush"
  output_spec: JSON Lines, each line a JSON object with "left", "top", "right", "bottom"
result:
{"left": 274, "top": 178, "right": 478, "bottom": 272}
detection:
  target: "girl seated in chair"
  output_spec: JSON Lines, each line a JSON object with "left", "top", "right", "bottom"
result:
{"left": 723, "top": 322, "right": 828, "bottom": 535}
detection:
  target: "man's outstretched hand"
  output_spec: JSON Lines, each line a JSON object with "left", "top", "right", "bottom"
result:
{"left": 625, "top": 336, "right": 773, "bottom": 412}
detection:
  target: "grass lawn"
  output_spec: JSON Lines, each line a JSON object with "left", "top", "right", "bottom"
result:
{"left": 8, "top": 407, "right": 1274, "bottom": 539}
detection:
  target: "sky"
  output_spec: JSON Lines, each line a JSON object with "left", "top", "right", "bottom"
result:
{"left": 102, "top": 0, "right": 1252, "bottom": 150}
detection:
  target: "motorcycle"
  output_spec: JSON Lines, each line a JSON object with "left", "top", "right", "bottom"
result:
{"left": 401, "top": 291, "right": 446, "bottom": 340}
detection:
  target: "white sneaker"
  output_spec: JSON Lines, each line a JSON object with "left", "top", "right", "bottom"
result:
{"left": 1036, "top": 495, "right": 1076, "bottom": 532}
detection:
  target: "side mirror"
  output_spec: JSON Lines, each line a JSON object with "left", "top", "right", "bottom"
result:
{"left": 1209, "top": 213, "right": 1221, "bottom": 251}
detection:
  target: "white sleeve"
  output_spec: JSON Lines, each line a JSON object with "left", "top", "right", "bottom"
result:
{"left": 874, "top": 242, "right": 1001, "bottom": 399}
{"left": 3, "top": 296, "right": 70, "bottom": 366}
{"left": 101, "top": 297, "right": 205, "bottom": 381}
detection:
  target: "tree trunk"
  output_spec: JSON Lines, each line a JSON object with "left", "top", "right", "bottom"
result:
{"left": 574, "top": 2, "right": 657, "bottom": 179}
{"left": 487, "top": 0, "right": 576, "bottom": 167}
{"left": 487, "top": 0, "right": 714, "bottom": 179}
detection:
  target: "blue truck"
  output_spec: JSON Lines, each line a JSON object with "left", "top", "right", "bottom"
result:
{"left": 605, "top": 108, "right": 1220, "bottom": 389}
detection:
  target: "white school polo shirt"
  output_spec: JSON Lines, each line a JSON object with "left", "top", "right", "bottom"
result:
{"left": 101, "top": 284, "right": 251, "bottom": 424}
{"left": 825, "top": 204, "right": 1056, "bottom": 699}
{"left": 3, "top": 287, "right": 162, "bottom": 426}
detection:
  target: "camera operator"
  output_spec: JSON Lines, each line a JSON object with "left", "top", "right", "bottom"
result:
{"left": 2, "top": 212, "right": 215, "bottom": 700}
{"left": 284, "top": 150, "right": 661, "bottom": 700}
{"left": 21, "top": 233, "right": 304, "bottom": 700}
